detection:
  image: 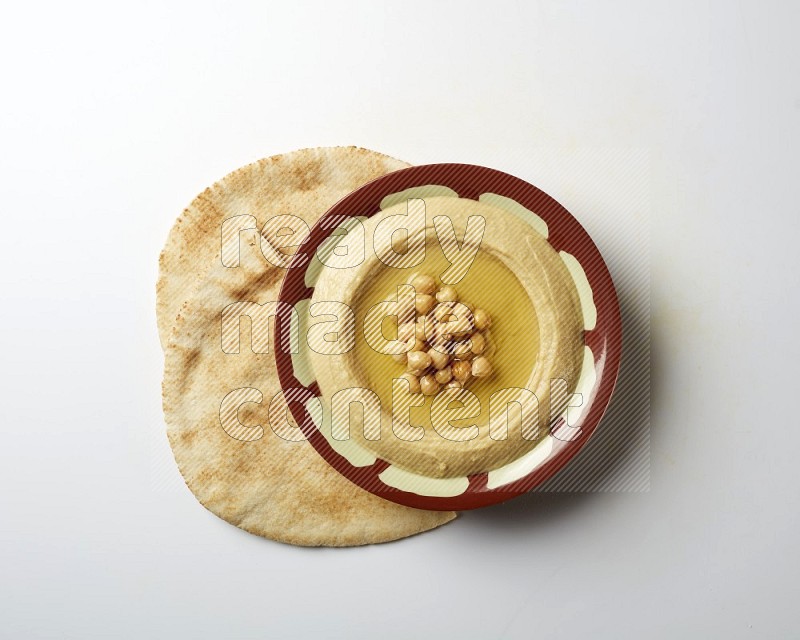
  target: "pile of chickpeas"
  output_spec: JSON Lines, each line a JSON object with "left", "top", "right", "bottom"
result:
{"left": 393, "top": 273, "right": 494, "bottom": 397}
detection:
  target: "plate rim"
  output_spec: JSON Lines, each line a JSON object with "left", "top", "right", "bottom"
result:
{"left": 274, "top": 163, "right": 622, "bottom": 510}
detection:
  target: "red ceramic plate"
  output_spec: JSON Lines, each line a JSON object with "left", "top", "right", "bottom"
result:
{"left": 275, "top": 164, "right": 622, "bottom": 510}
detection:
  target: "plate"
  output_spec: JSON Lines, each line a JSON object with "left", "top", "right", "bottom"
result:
{"left": 275, "top": 164, "right": 622, "bottom": 510}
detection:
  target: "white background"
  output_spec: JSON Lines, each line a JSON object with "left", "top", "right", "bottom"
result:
{"left": 1, "top": 1, "right": 797, "bottom": 638}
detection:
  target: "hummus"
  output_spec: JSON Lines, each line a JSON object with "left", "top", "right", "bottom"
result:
{"left": 308, "top": 196, "right": 584, "bottom": 478}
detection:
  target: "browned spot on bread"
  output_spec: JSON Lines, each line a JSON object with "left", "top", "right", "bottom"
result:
{"left": 289, "top": 155, "right": 324, "bottom": 191}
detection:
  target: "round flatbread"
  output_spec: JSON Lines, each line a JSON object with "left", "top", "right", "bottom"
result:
{"left": 156, "top": 146, "right": 411, "bottom": 347}
{"left": 160, "top": 148, "right": 455, "bottom": 545}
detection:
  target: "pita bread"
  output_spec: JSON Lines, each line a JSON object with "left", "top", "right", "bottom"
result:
{"left": 160, "top": 148, "right": 455, "bottom": 545}
{"left": 156, "top": 147, "right": 411, "bottom": 347}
